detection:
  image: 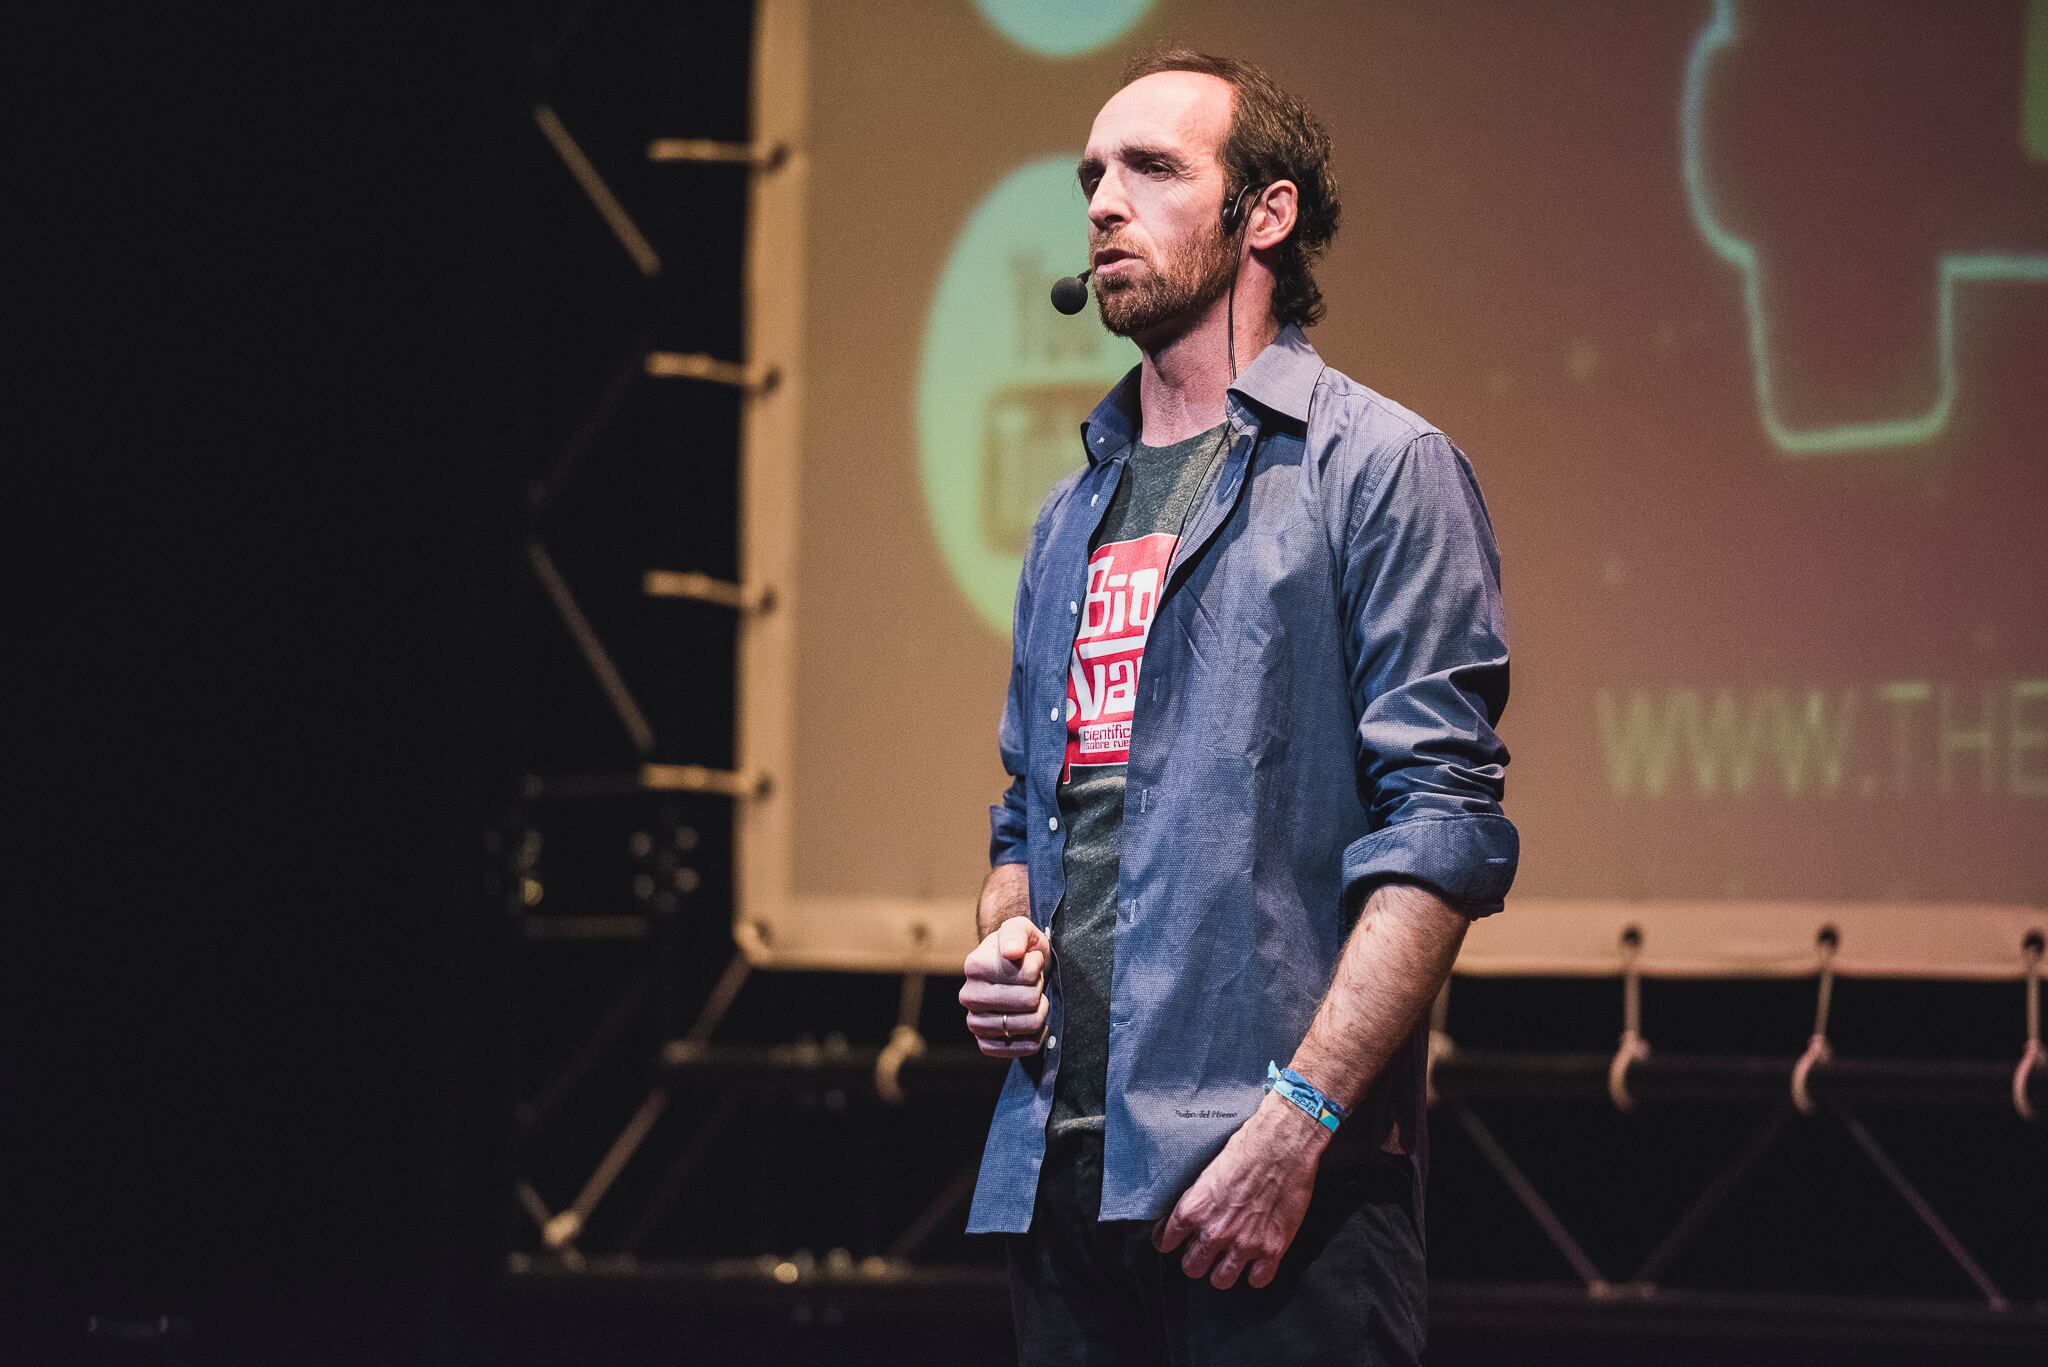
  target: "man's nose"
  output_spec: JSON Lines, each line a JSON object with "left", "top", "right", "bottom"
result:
{"left": 1087, "top": 170, "right": 1129, "bottom": 233}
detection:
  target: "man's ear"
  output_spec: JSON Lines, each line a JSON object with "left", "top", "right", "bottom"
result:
{"left": 1246, "top": 180, "right": 1299, "bottom": 252}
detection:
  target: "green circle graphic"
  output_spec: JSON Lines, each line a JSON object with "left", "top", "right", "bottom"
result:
{"left": 972, "top": 0, "right": 1155, "bottom": 58}
{"left": 918, "top": 157, "right": 1137, "bottom": 637}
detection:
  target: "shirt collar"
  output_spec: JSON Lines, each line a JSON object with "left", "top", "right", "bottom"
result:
{"left": 1078, "top": 324, "right": 1323, "bottom": 466}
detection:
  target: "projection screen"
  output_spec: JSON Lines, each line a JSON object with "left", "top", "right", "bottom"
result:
{"left": 735, "top": 0, "right": 2047, "bottom": 977}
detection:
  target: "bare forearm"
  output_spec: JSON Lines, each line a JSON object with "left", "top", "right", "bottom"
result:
{"left": 1288, "top": 882, "right": 1469, "bottom": 1112}
{"left": 976, "top": 860, "right": 1031, "bottom": 939}
{"left": 1155, "top": 882, "right": 1466, "bottom": 1287}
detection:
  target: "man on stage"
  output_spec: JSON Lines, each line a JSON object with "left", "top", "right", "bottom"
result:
{"left": 959, "top": 48, "right": 1517, "bottom": 1364}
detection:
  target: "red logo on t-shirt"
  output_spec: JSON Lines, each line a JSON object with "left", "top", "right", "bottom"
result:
{"left": 1065, "top": 531, "right": 1176, "bottom": 776}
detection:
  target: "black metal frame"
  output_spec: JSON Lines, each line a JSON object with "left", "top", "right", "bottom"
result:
{"left": 507, "top": 943, "right": 2047, "bottom": 1337}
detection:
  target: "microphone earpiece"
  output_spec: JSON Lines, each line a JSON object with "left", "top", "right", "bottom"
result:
{"left": 1050, "top": 268, "right": 1092, "bottom": 315}
{"left": 1221, "top": 184, "right": 1260, "bottom": 234}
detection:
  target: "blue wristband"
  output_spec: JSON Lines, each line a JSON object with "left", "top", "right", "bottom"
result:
{"left": 1265, "top": 1062, "right": 1349, "bottom": 1133}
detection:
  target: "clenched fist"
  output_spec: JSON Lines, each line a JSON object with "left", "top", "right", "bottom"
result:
{"left": 960, "top": 915, "right": 1051, "bottom": 1057}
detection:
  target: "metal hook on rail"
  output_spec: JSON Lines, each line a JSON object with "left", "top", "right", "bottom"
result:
{"left": 1791, "top": 925, "right": 1840, "bottom": 1115}
{"left": 876, "top": 973, "right": 928, "bottom": 1105}
{"left": 1608, "top": 927, "right": 1651, "bottom": 1112}
{"left": 2016, "top": 931, "right": 2044, "bottom": 1123}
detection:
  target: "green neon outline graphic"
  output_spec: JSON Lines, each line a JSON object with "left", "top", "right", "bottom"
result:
{"left": 1682, "top": 0, "right": 2048, "bottom": 456}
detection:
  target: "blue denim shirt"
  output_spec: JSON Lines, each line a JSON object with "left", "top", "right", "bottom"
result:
{"left": 967, "top": 326, "right": 1516, "bottom": 1234}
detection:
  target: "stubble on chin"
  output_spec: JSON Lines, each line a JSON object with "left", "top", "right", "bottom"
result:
{"left": 1093, "top": 229, "right": 1237, "bottom": 341}
{"left": 1093, "top": 272, "right": 1146, "bottom": 336}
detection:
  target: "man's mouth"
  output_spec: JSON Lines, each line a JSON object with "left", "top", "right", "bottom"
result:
{"left": 1092, "top": 247, "right": 1138, "bottom": 272}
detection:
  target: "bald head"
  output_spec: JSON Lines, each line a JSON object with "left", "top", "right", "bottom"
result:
{"left": 1075, "top": 70, "right": 1245, "bottom": 344}
{"left": 1105, "top": 48, "right": 1342, "bottom": 330}
{"left": 1086, "top": 70, "right": 1233, "bottom": 190}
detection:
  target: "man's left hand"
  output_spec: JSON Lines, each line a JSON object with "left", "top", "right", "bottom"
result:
{"left": 1151, "top": 1089, "right": 1330, "bottom": 1290}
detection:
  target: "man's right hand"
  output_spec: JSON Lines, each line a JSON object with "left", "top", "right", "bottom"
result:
{"left": 960, "top": 915, "right": 1051, "bottom": 1058}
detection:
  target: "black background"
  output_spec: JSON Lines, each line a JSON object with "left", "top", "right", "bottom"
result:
{"left": 19, "top": 3, "right": 529, "bottom": 1360}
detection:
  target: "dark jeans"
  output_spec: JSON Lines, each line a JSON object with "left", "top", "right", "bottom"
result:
{"left": 1006, "top": 1127, "right": 1426, "bottom": 1367}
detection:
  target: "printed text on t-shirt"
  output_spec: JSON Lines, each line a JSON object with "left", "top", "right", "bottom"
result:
{"left": 1065, "top": 531, "right": 1176, "bottom": 775}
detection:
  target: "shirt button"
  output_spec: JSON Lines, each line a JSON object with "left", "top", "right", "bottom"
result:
{"left": 1090, "top": 493, "right": 1099, "bottom": 506}
{"left": 1069, "top": 601, "right": 1078, "bottom": 615}
{"left": 1048, "top": 816, "right": 1059, "bottom": 832}
{"left": 1049, "top": 707, "right": 1060, "bottom": 721}
{"left": 1047, "top": 1034, "right": 1059, "bottom": 1050}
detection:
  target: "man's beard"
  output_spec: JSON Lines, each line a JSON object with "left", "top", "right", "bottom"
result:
{"left": 1094, "top": 221, "right": 1238, "bottom": 341}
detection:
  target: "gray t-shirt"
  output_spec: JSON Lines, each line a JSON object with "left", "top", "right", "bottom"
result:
{"left": 1049, "top": 422, "right": 1228, "bottom": 1139}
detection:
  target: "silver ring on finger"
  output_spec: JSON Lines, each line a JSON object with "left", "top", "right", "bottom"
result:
{"left": 1000, "top": 1013, "right": 1011, "bottom": 1041}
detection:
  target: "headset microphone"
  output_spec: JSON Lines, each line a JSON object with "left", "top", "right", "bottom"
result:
{"left": 1049, "top": 268, "right": 1092, "bottom": 315}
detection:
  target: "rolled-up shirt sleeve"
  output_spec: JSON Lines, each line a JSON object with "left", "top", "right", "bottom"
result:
{"left": 1337, "top": 432, "right": 1517, "bottom": 916}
